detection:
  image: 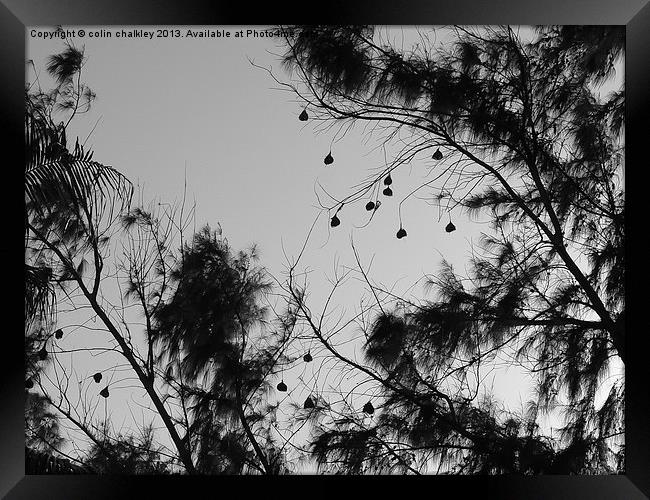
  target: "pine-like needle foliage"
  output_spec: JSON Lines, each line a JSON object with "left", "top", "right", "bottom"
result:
{"left": 153, "top": 226, "right": 287, "bottom": 474}
{"left": 280, "top": 25, "right": 624, "bottom": 474}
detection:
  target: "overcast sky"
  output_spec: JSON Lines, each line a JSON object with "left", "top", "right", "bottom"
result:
{"left": 27, "top": 27, "right": 488, "bottom": 290}
{"left": 27, "top": 26, "right": 568, "bottom": 467}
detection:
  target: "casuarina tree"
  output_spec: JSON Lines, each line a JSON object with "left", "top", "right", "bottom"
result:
{"left": 274, "top": 25, "right": 624, "bottom": 474}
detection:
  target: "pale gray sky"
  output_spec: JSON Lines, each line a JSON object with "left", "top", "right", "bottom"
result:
{"left": 28, "top": 25, "right": 602, "bottom": 470}
{"left": 27, "top": 26, "right": 497, "bottom": 280}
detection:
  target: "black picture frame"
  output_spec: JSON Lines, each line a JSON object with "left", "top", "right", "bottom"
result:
{"left": 2, "top": 1, "right": 648, "bottom": 498}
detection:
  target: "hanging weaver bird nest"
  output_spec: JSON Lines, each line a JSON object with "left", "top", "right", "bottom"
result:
{"left": 38, "top": 347, "right": 48, "bottom": 361}
{"left": 25, "top": 378, "right": 34, "bottom": 389}
{"left": 383, "top": 187, "right": 393, "bottom": 197}
{"left": 303, "top": 351, "right": 313, "bottom": 362}
{"left": 277, "top": 381, "right": 287, "bottom": 392}
{"left": 383, "top": 174, "right": 392, "bottom": 186}
{"left": 445, "top": 221, "right": 456, "bottom": 233}
{"left": 363, "top": 401, "right": 375, "bottom": 415}
{"left": 54, "top": 329, "right": 63, "bottom": 339}
{"left": 432, "top": 148, "right": 443, "bottom": 160}
{"left": 324, "top": 152, "right": 334, "bottom": 165}
{"left": 396, "top": 227, "right": 407, "bottom": 239}
{"left": 330, "top": 214, "right": 341, "bottom": 227}
{"left": 303, "top": 396, "right": 315, "bottom": 409}
{"left": 93, "top": 372, "right": 103, "bottom": 383}
{"left": 299, "top": 109, "right": 308, "bottom": 121}
{"left": 99, "top": 387, "right": 109, "bottom": 398}
{"left": 365, "top": 201, "right": 375, "bottom": 211}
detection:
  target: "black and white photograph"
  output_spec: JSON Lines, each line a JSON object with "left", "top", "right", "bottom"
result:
{"left": 22, "top": 23, "right": 628, "bottom": 477}
{"left": 3, "top": 2, "right": 649, "bottom": 496}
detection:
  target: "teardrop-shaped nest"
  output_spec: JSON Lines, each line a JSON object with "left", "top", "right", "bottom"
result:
{"left": 93, "top": 372, "right": 103, "bottom": 383}
{"left": 432, "top": 148, "right": 443, "bottom": 160}
{"left": 363, "top": 401, "right": 375, "bottom": 415}
{"left": 25, "top": 378, "right": 34, "bottom": 389}
{"left": 396, "top": 228, "right": 407, "bottom": 239}
{"left": 383, "top": 174, "right": 392, "bottom": 186}
{"left": 445, "top": 221, "right": 456, "bottom": 233}
{"left": 383, "top": 187, "right": 393, "bottom": 197}
{"left": 304, "top": 396, "right": 315, "bottom": 409}
{"left": 100, "top": 387, "right": 109, "bottom": 398}
{"left": 277, "top": 381, "right": 287, "bottom": 392}
{"left": 303, "top": 352, "right": 313, "bottom": 362}
{"left": 330, "top": 214, "right": 341, "bottom": 227}
{"left": 299, "top": 109, "right": 308, "bottom": 121}
{"left": 324, "top": 152, "right": 334, "bottom": 165}
{"left": 38, "top": 347, "right": 48, "bottom": 361}
{"left": 365, "top": 201, "right": 375, "bottom": 211}
{"left": 54, "top": 329, "right": 63, "bottom": 339}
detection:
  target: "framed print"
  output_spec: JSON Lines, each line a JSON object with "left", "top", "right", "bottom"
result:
{"left": 2, "top": 0, "right": 648, "bottom": 498}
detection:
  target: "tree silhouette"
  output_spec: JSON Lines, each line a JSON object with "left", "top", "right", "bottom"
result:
{"left": 24, "top": 44, "right": 206, "bottom": 473}
{"left": 274, "top": 25, "right": 624, "bottom": 474}
{"left": 25, "top": 26, "right": 625, "bottom": 476}
{"left": 151, "top": 225, "right": 289, "bottom": 474}
{"left": 24, "top": 41, "right": 136, "bottom": 473}
{"left": 25, "top": 42, "right": 132, "bottom": 325}
{"left": 83, "top": 424, "right": 171, "bottom": 474}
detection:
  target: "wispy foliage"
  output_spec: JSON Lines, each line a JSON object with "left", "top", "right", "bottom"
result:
{"left": 278, "top": 25, "right": 624, "bottom": 474}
